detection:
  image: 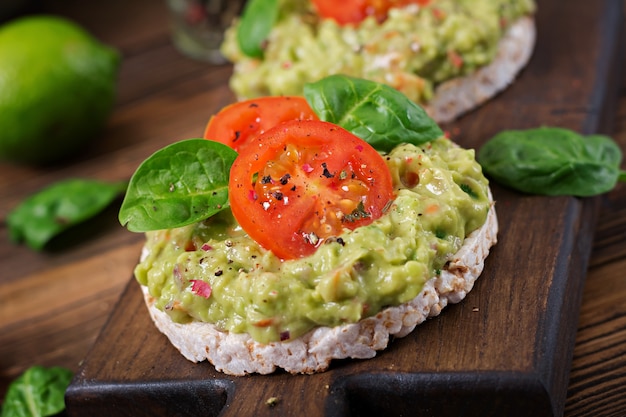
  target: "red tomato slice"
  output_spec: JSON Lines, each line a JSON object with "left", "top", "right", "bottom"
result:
{"left": 311, "top": 0, "right": 368, "bottom": 24}
{"left": 203, "top": 96, "right": 318, "bottom": 154}
{"left": 229, "top": 120, "right": 395, "bottom": 260}
{"left": 311, "top": 0, "right": 430, "bottom": 25}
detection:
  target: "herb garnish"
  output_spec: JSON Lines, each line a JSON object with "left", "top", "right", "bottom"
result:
{"left": 7, "top": 178, "right": 127, "bottom": 250}
{"left": 236, "top": 0, "right": 279, "bottom": 59}
{"left": 304, "top": 75, "right": 443, "bottom": 153}
{"left": 0, "top": 366, "right": 73, "bottom": 417}
{"left": 118, "top": 139, "right": 237, "bottom": 232}
{"left": 343, "top": 201, "right": 371, "bottom": 223}
{"left": 478, "top": 127, "right": 626, "bottom": 196}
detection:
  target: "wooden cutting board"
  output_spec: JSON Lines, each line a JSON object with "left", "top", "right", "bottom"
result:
{"left": 65, "top": 1, "right": 625, "bottom": 416}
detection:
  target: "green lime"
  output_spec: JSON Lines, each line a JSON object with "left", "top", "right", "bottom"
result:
{"left": 0, "top": 15, "right": 120, "bottom": 165}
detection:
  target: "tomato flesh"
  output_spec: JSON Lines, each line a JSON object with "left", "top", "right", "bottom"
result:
{"left": 203, "top": 96, "right": 318, "bottom": 153}
{"left": 229, "top": 120, "right": 395, "bottom": 259}
{"left": 311, "top": 0, "right": 430, "bottom": 25}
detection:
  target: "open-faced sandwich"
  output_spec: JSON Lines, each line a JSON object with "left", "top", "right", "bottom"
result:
{"left": 221, "top": 0, "right": 536, "bottom": 123}
{"left": 119, "top": 75, "right": 498, "bottom": 376}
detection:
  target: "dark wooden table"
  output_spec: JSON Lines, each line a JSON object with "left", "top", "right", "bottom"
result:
{"left": 1, "top": 1, "right": 624, "bottom": 416}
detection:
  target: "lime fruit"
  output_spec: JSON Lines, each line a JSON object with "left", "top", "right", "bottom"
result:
{"left": 0, "top": 15, "right": 120, "bottom": 165}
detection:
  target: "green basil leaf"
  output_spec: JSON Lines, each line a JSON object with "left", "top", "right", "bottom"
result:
{"left": 477, "top": 127, "right": 626, "bottom": 197}
{"left": 303, "top": 74, "right": 443, "bottom": 153}
{"left": 583, "top": 134, "right": 623, "bottom": 167}
{"left": 7, "top": 178, "right": 128, "bottom": 251}
{"left": 119, "top": 139, "right": 237, "bottom": 232}
{"left": 237, "top": 0, "right": 279, "bottom": 59}
{"left": 1, "top": 366, "right": 73, "bottom": 417}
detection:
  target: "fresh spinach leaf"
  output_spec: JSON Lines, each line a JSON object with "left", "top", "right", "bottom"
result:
{"left": 119, "top": 139, "right": 237, "bottom": 232}
{"left": 477, "top": 127, "right": 626, "bottom": 196}
{"left": 7, "top": 178, "right": 128, "bottom": 251}
{"left": 303, "top": 74, "right": 444, "bottom": 152}
{"left": 1, "top": 366, "right": 73, "bottom": 417}
{"left": 237, "top": 0, "right": 279, "bottom": 59}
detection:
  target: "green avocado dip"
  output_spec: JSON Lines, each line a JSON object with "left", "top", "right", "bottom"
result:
{"left": 134, "top": 137, "right": 491, "bottom": 344}
{"left": 221, "top": 0, "right": 535, "bottom": 104}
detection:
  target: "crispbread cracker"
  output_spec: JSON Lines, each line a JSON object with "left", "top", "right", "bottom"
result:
{"left": 425, "top": 16, "right": 536, "bottom": 123}
{"left": 141, "top": 192, "right": 498, "bottom": 376}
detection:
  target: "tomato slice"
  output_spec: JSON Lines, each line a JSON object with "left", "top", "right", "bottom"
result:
{"left": 203, "top": 96, "right": 318, "bottom": 154}
{"left": 311, "top": 0, "right": 430, "bottom": 25}
{"left": 229, "top": 120, "right": 395, "bottom": 260}
{"left": 311, "top": 0, "right": 369, "bottom": 24}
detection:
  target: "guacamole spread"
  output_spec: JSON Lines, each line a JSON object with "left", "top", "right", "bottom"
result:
{"left": 135, "top": 137, "right": 491, "bottom": 344}
{"left": 221, "top": 0, "right": 535, "bottom": 104}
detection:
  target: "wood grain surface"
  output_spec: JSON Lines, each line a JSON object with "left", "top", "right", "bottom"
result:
{"left": 0, "top": 1, "right": 625, "bottom": 416}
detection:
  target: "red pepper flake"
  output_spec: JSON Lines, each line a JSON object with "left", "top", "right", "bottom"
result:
{"left": 282, "top": 61, "right": 292, "bottom": 69}
{"left": 248, "top": 189, "right": 258, "bottom": 201}
{"left": 447, "top": 50, "right": 464, "bottom": 69}
{"left": 384, "top": 30, "right": 400, "bottom": 40}
{"left": 190, "top": 280, "right": 212, "bottom": 299}
{"left": 254, "top": 318, "right": 274, "bottom": 327}
{"left": 432, "top": 7, "right": 445, "bottom": 20}
{"left": 302, "top": 163, "right": 314, "bottom": 173}
{"left": 355, "top": 144, "right": 364, "bottom": 152}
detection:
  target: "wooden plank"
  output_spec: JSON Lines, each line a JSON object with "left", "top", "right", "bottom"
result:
{"left": 564, "top": 258, "right": 626, "bottom": 416}
{"left": 63, "top": 0, "right": 624, "bottom": 416}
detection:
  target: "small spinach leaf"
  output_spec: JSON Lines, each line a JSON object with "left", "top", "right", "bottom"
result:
{"left": 7, "top": 178, "right": 128, "bottom": 251}
{"left": 119, "top": 139, "right": 237, "bottom": 232}
{"left": 237, "top": 0, "right": 279, "bottom": 59}
{"left": 477, "top": 127, "right": 626, "bottom": 196}
{"left": 303, "top": 74, "right": 443, "bottom": 152}
{"left": 1, "top": 366, "right": 73, "bottom": 417}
